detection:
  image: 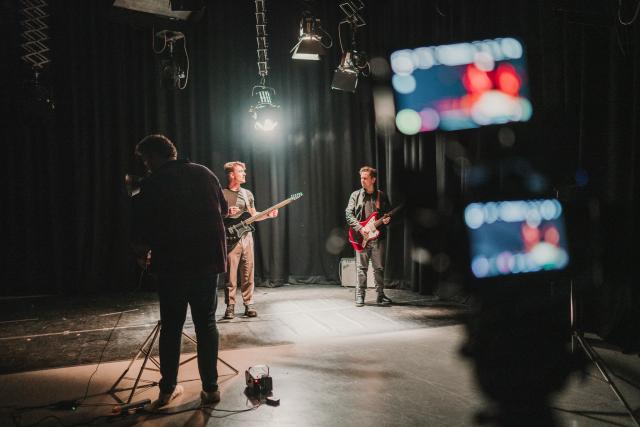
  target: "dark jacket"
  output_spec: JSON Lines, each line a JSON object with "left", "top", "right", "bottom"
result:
{"left": 132, "top": 160, "right": 228, "bottom": 275}
{"left": 345, "top": 188, "right": 391, "bottom": 240}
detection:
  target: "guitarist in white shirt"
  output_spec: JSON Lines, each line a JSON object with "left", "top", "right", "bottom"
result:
{"left": 221, "top": 161, "right": 277, "bottom": 319}
{"left": 345, "top": 166, "right": 393, "bottom": 307}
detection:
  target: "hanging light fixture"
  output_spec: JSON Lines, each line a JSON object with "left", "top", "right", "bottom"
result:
{"left": 250, "top": 85, "right": 279, "bottom": 131}
{"left": 19, "top": 0, "right": 55, "bottom": 113}
{"left": 331, "top": 1, "right": 369, "bottom": 93}
{"left": 250, "top": 0, "right": 280, "bottom": 132}
{"left": 290, "top": 12, "right": 332, "bottom": 61}
{"left": 153, "top": 30, "right": 189, "bottom": 90}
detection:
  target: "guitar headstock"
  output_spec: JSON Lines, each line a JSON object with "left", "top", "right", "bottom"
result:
{"left": 289, "top": 192, "right": 303, "bottom": 200}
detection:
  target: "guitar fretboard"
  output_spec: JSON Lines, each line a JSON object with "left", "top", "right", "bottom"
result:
{"left": 242, "top": 193, "right": 303, "bottom": 226}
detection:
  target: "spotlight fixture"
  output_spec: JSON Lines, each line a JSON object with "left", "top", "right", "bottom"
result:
{"left": 153, "top": 30, "right": 189, "bottom": 90}
{"left": 169, "top": 0, "right": 204, "bottom": 11}
{"left": 250, "top": 85, "right": 280, "bottom": 132}
{"left": 112, "top": 0, "right": 205, "bottom": 23}
{"left": 250, "top": 0, "right": 280, "bottom": 132}
{"left": 331, "top": 51, "right": 368, "bottom": 92}
{"left": 331, "top": 1, "right": 369, "bottom": 93}
{"left": 290, "top": 15, "right": 332, "bottom": 60}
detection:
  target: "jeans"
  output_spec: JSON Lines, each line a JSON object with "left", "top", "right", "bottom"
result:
{"left": 157, "top": 273, "right": 219, "bottom": 393}
{"left": 355, "top": 239, "right": 385, "bottom": 295}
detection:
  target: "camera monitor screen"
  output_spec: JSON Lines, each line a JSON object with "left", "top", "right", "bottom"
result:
{"left": 464, "top": 199, "right": 569, "bottom": 279}
{"left": 390, "top": 37, "right": 532, "bottom": 135}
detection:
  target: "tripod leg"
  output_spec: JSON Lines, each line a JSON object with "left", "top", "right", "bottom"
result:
{"left": 179, "top": 331, "right": 198, "bottom": 366}
{"left": 137, "top": 268, "right": 145, "bottom": 290}
{"left": 126, "top": 321, "right": 162, "bottom": 404}
{"left": 180, "top": 330, "right": 238, "bottom": 374}
{"left": 575, "top": 334, "right": 640, "bottom": 426}
{"left": 109, "top": 320, "right": 160, "bottom": 398}
{"left": 217, "top": 356, "right": 239, "bottom": 375}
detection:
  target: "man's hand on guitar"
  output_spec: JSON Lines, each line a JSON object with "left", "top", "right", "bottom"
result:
{"left": 229, "top": 206, "right": 241, "bottom": 216}
{"left": 267, "top": 208, "right": 278, "bottom": 218}
{"left": 359, "top": 228, "right": 370, "bottom": 238}
{"left": 382, "top": 214, "right": 391, "bottom": 225}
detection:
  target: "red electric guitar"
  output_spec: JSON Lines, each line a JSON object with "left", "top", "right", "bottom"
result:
{"left": 348, "top": 205, "right": 402, "bottom": 252}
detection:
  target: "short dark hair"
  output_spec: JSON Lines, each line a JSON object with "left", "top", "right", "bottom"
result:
{"left": 135, "top": 134, "right": 177, "bottom": 159}
{"left": 359, "top": 166, "right": 377, "bottom": 178}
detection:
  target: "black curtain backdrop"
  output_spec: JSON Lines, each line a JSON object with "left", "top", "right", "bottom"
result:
{"left": 2, "top": 0, "right": 639, "bottom": 346}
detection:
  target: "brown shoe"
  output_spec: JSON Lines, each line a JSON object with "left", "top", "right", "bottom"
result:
{"left": 156, "top": 384, "right": 183, "bottom": 407}
{"left": 223, "top": 304, "right": 235, "bottom": 319}
{"left": 244, "top": 304, "right": 257, "bottom": 317}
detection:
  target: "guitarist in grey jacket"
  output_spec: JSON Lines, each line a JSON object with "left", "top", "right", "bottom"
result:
{"left": 345, "top": 166, "right": 393, "bottom": 307}
{"left": 221, "top": 161, "right": 277, "bottom": 319}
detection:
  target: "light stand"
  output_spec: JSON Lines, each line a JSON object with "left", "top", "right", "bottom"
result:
{"left": 569, "top": 280, "right": 639, "bottom": 426}
{"left": 108, "top": 320, "right": 238, "bottom": 404}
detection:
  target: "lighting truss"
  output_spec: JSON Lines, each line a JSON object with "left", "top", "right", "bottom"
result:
{"left": 19, "top": 0, "right": 51, "bottom": 70}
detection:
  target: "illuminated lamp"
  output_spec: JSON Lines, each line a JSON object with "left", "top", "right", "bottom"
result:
{"left": 249, "top": 86, "right": 280, "bottom": 132}
{"left": 291, "top": 17, "right": 326, "bottom": 60}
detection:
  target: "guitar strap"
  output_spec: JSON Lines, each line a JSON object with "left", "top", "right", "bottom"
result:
{"left": 238, "top": 188, "right": 250, "bottom": 213}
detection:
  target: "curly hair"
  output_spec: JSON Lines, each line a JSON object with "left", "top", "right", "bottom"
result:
{"left": 135, "top": 134, "right": 177, "bottom": 159}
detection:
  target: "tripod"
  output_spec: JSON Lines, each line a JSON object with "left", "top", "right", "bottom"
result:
{"left": 108, "top": 320, "right": 238, "bottom": 404}
{"left": 570, "top": 281, "right": 639, "bottom": 426}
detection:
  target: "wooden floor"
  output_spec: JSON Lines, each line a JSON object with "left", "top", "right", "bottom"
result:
{"left": 0, "top": 286, "right": 464, "bottom": 374}
{"left": 0, "top": 285, "right": 638, "bottom": 426}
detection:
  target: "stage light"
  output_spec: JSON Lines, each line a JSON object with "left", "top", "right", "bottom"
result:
{"left": 250, "top": 85, "right": 280, "bottom": 132}
{"left": 112, "top": 0, "right": 204, "bottom": 22}
{"left": 290, "top": 16, "right": 330, "bottom": 60}
{"left": 331, "top": 1, "right": 368, "bottom": 93}
{"left": 153, "top": 30, "right": 189, "bottom": 90}
{"left": 169, "top": 0, "right": 204, "bottom": 11}
{"left": 250, "top": 0, "right": 281, "bottom": 132}
{"left": 331, "top": 52, "right": 359, "bottom": 92}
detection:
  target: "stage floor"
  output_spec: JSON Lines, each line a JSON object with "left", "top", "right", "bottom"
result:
{"left": 0, "top": 285, "right": 638, "bottom": 426}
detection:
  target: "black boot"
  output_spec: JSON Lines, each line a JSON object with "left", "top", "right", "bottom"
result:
{"left": 377, "top": 293, "right": 392, "bottom": 306}
{"left": 355, "top": 292, "right": 365, "bottom": 307}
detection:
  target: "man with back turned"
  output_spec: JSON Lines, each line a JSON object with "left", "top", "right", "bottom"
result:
{"left": 132, "top": 134, "right": 227, "bottom": 407}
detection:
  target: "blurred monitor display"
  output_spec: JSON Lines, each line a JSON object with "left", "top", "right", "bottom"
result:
{"left": 464, "top": 199, "right": 569, "bottom": 279}
{"left": 390, "top": 37, "right": 532, "bottom": 135}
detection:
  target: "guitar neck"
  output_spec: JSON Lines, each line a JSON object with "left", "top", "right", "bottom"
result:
{"left": 243, "top": 198, "right": 294, "bottom": 225}
{"left": 372, "top": 205, "right": 402, "bottom": 227}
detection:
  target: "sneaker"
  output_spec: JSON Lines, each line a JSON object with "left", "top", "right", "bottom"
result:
{"left": 377, "top": 293, "right": 392, "bottom": 306}
{"left": 355, "top": 293, "right": 365, "bottom": 307}
{"left": 156, "top": 384, "right": 183, "bottom": 407}
{"left": 244, "top": 304, "right": 257, "bottom": 317}
{"left": 200, "top": 389, "right": 221, "bottom": 405}
{"left": 223, "top": 304, "right": 235, "bottom": 319}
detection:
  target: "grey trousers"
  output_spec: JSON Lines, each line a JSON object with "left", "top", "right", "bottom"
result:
{"left": 355, "top": 239, "right": 385, "bottom": 295}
